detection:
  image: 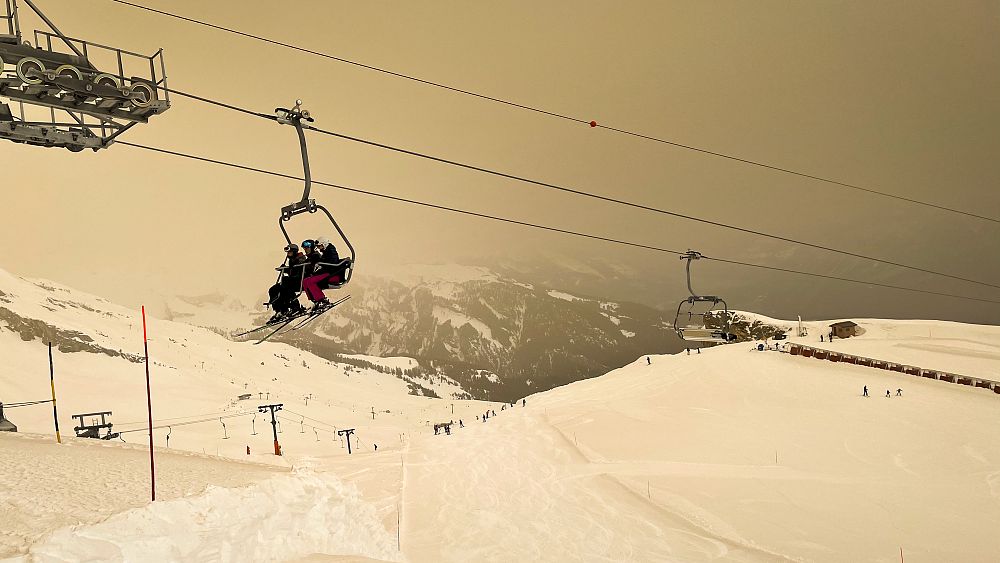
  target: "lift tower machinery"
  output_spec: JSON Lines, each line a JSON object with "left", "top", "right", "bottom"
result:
{"left": 0, "top": 0, "right": 169, "bottom": 151}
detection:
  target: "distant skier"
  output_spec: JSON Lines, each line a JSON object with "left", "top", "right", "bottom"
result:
{"left": 696, "top": 348, "right": 701, "bottom": 354}
{"left": 374, "top": 443, "right": 378, "bottom": 451}
{"left": 522, "top": 398, "right": 526, "bottom": 407}
{"left": 896, "top": 388, "right": 902, "bottom": 396}
{"left": 647, "top": 357, "right": 651, "bottom": 365}
{"left": 820, "top": 335, "right": 824, "bottom": 342}
{"left": 863, "top": 385, "right": 868, "bottom": 397}
{"left": 501, "top": 404, "right": 506, "bottom": 411}
{"left": 686, "top": 348, "right": 690, "bottom": 355}
{"left": 459, "top": 420, "right": 464, "bottom": 428}
{"left": 491, "top": 410, "right": 496, "bottom": 417}
{"left": 886, "top": 390, "right": 891, "bottom": 398}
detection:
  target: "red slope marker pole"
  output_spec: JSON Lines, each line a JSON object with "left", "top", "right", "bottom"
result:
{"left": 142, "top": 306, "right": 156, "bottom": 501}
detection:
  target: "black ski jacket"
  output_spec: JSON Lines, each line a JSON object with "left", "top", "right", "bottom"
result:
{"left": 280, "top": 252, "right": 309, "bottom": 288}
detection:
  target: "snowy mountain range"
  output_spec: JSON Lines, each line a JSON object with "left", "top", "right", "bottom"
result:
{"left": 0, "top": 262, "right": 682, "bottom": 402}
{"left": 250, "top": 264, "right": 684, "bottom": 401}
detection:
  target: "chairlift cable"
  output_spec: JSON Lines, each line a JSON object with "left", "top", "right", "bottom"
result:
{"left": 3, "top": 399, "right": 53, "bottom": 408}
{"left": 115, "top": 408, "right": 248, "bottom": 427}
{"left": 116, "top": 140, "right": 1000, "bottom": 306}
{"left": 106, "top": 0, "right": 1000, "bottom": 225}
{"left": 136, "top": 86, "right": 1000, "bottom": 290}
{"left": 158, "top": 85, "right": 274, "bottom": 120}
{"left": 284, "top": 409, "right": 339, "bottom": 431}
{"left": 303, "top": 123, "right": 1000, "bottom": 291}
{"left": 116, "top": 411, "right": 252, "bottom": 434}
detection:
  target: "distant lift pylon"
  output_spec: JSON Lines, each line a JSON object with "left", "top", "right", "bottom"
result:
{"left": 275, "top": 100, "right": 355, "bottom": 287}
{"left": 673, "top": 250, "right": 736, "bottom": 344}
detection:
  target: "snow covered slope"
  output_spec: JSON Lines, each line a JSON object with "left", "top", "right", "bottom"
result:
{"left": 3, "top": 266, "right": 998, "bottom": 562}
{"left": 0, "top": 268, "right": 489, "bottom": 560}
{"left": 402, "top": 336, "right": 1000, "bottom": 562}
{"left": 786, "top": 316, "right": 1000, "bottom": 381}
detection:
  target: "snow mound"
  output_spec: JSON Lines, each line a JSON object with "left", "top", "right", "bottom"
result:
{"left": 25, "top": 470, "right": 399, "bottom": 563}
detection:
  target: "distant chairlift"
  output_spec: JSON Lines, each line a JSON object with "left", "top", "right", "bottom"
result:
{"left": 0, "top": 0, "right": 170, "bottom": 151}
{"left": 673, "top": 250, "right": 737, "bottom": 344}
{"left": 274, "top": 100, "right": 355, "bottom": 292}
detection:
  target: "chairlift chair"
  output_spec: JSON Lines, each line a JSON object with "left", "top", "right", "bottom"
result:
{"left": 273, "top": 100, "right": 355, "bottom": 295}
{"left": 673, "top": 251, "right": 736, "bottom": 344}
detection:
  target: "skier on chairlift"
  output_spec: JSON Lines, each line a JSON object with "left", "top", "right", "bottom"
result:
{"left": 266, "top": 244, "right": 308, "bottom": 322}
{"left": 301, "top": 236, "right": 348, "bottom": 311}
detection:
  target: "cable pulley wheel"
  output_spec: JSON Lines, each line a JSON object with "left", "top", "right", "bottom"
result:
{"left": 94, "top": 73, "right": 121, "bottom": 89}
{"left": 129, "top": 82, "right": 155, "bottom": 107}
{"left": 16, "top": 57, "right": 45, "bottom": 84}
{"left": 54, "top": 64, "right": 82, "bottom": 81}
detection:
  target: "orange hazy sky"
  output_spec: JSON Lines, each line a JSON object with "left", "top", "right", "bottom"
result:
{"left": 2, "top": 0, "right": 998, "bottom": 322}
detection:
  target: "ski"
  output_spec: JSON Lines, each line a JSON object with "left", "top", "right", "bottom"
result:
{"left": 287, "top": 295, "right": 352, "bottom": 331}
{"left": 251, "top": 310, "right": 311, "bottom": 345}
{"left": 234, "top": 309, "right": 310, "bottom": 338}
{"left": 253, "top": 295, "right": 350, "bottom": 344}
{"left": 233, "top": 319, "right": 288, "bottom": 338}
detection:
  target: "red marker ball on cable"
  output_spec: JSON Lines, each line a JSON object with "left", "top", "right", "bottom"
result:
{"left": 589, "top": 120, "right": 597, "bottom": 127}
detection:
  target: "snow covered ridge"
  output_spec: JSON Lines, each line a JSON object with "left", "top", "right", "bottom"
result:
{"left": 0, "top": 269, "right": 148, "bottom": 359}
{"left": 23, "top": 469, "right": 399, "bottom": 563}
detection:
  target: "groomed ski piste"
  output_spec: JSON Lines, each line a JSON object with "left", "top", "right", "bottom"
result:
{"left": 1, "top": 268, "right": 999, "bottom": 562}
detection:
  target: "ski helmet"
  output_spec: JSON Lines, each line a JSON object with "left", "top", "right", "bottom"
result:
{"left": 317, "top": 236, "right": 331, "bottom": 247}
{"left": 301, "top": 239, "right": 315, "bottom": 249}
{"left": 284, "top": 243, "right": 299, "bottom": 253}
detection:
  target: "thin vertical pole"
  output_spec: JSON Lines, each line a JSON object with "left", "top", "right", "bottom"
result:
{"left": 142, "top": 306, "right": 155, "bottom": 501}
{"left": 48, "top": 342, "right": 60, "bottom": 443}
